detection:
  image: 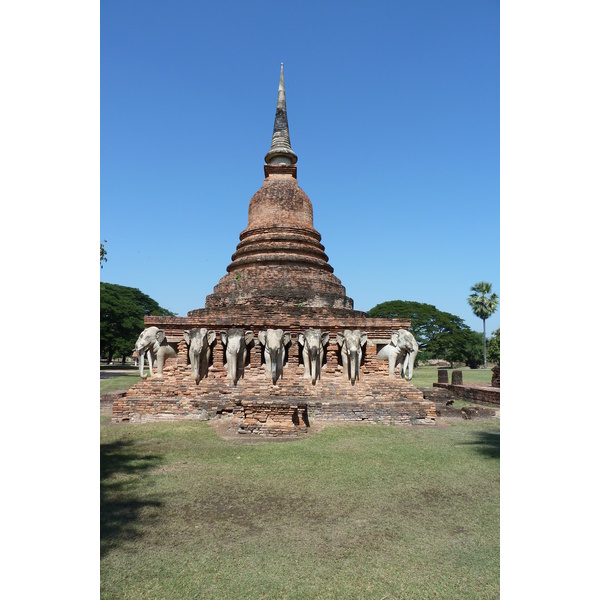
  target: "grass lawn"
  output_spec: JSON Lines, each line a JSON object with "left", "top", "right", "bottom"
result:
{"left": 101, "top": 419, "right": 499, "bottom": 599}
{"left": 101, "top": 372, "right": 142, "bottom": 395}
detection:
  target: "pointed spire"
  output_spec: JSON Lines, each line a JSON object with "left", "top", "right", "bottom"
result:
{"left": 265, "top": 63, "right": 298, "bottom": 165}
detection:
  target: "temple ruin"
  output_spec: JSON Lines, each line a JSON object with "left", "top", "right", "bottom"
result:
{"left": 113, "top": 65, "right": 436, "bottom": 434}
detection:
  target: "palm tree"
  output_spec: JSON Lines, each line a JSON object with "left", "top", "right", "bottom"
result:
{"left": 467, "top": 281, "right": 499, "bottom": 369}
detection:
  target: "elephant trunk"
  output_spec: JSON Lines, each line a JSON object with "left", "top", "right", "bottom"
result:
{"left": 229, "top": 351, "right": 238, "bottom": 385}
{"left": 406, "top": 351, "right": 415, "bottom": 380}
{"left": 271, "top": 353, "right": 279, "bottom": 385}
{"left": 138, "top": 349, "right": 146, "bottom": 379}
{"left": 310, "top": 347, "right": 319, "bottom": 385}
{"left": 192, "top": 352, "right": 201, "bottom": 384}
{"left": 350, "top": 350, "right": 358, "bottom": 384}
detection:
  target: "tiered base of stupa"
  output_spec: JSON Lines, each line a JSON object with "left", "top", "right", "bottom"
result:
{"left": 114, "top": 307, "right": 436, "bottom": 434}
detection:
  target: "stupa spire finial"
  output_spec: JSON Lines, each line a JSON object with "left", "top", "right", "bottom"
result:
{"left": 264, "top": 63, "right": 298, "bottom": 165}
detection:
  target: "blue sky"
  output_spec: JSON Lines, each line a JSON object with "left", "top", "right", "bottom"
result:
{"left": 100, "top": 0, "right": 499, "bottom": 334}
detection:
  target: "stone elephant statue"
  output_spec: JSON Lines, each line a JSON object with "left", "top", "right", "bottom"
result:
{"left": 298, "top": 328, "right": 329, "bottom": 385}
{"left": 134, "top": 326, "right": 177, "bottom": 379}
{"left": 336, "top": 329, "right": 368, "bottom": 385}
{"left": 377, "top": 330, "right": 419, "bottom": 380}
{"left": 220, "top": 328, "right": 254, "bottom": 385}
{"left": 183, "top": 328, "right": 216, "bottom": 384}
{"left": 258, "top": 329, "right": 291, "bottom": 385}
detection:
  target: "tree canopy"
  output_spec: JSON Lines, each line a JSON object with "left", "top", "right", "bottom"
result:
{"left": 368, "top": 299, "right": 484, "bottom": 367}
{"left": 100, "top": 240, "right": 107, "bottom": 268}
{"left": 467, "top": 282, "right": 499, "bottom": 321}
{"left": 467, "top": 281, "right": 499, "bottom": 368}
{"left": 487, "top": 328, "right": 500, "bottom": 365}
{"left": 100, "top": 283, "right": 176, "bottom": 363}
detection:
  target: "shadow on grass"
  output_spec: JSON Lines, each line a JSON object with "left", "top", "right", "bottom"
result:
{"left": 101, "top": 440, "right": 164, "bottom": 556}
{"left": 459, "top": 430, "right": 500, "bottom": 459}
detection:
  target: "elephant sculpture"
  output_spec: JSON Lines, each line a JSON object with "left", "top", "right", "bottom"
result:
{"left": 220, "top": 328, "right": 254, "bottom": 385}
{"left": 298, "top": 328, "right": 329, "bottom": 385}
{"left": 377, "top": 330, "right": 419, "bottom": 380}
{"left": 398, "top": 330, "right": 419, "bottom": 380}
{"left": 336, "top": 329, "right": 368, "bottom": 385}
{"left": 134, "top": 326, "right": 177, "bottom": 379}
{"left": 258, "top": 329, "right": 291, "bottom": 385}
{"left": 183, "top": 328, "right": 216, "bottom": 384}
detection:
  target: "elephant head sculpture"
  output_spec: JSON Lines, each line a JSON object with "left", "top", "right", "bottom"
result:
{"left": 336, "top": 329, "right": 368, "bottom": 385}
{"left": 377, "top": 330, "right": 419, "bottom": 380}
{"left": 298, "top": 328, "right": 329, "bottom": 385}
{"left": 220, "top": 328, "right": 254, "bottom": 385}
{"left": 397, "top": 330, "right": 419, "bottom": 380}
{"left": 377, "top": 329, "right": 419, "bottom": 381}
{"left": 258, "top": 329, "right": 291, "bottom": 385}
{"left": 183, "top": 328, "right": 216, "bottom": 384}
{"left": 134, "top": 326, "right": 177, "bottom": 379}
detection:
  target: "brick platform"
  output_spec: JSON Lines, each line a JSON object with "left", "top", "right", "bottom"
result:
{"left": 115, "top": 330, "right": 436, "bottom": 429}
{"left": 432, "top": 382, "right": 500, "bottom": 407}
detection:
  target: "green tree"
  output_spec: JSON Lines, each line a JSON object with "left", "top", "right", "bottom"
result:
{"left": 461, "top": 330, "right": 486, "bottom": 369}
{"left": 467, "top": 282, "right": 499, "bottom": 369}
{"left": 487, "top": 328, "right": 500, "bottom": 365}
{"left": 100, "top": 283, "right": 176, "bottom": 364}
{"left": 368, "top": 300, "right": 484, "bottom": 367}
{"left": 100, "top": 240, "right": 107, "bottom": 268}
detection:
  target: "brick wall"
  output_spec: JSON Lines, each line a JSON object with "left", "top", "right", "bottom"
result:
{"left": 432, "top": 382, "right": 500, "bottom": 406}
{"left": 115, "top": 314, "right": 435, "bottom": 428}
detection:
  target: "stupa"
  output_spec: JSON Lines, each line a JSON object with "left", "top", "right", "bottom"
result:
{"left": 203, "top": 64, "right": 352, "bottom": 312}
{"left": 114, "top": 65, "right": 436, "bottom": 434}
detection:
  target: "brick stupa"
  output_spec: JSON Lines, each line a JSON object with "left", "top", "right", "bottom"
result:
{"left": 203, "top": 64, "right": 352, "bottom": 312}
{"left": 114, "top": 64, "right": 436, "bottom": 433}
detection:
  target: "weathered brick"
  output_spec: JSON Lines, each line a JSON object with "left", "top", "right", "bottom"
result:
{"left": 116, "top": 166, "right": 437, "bottom": 432}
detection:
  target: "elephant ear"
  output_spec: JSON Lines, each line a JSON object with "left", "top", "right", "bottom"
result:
{"left": 258, "top": 330, "right": 267, "bottom": 346}
{"left": 207, "top": 330, "right": 217, "bottom": 345}
{"left": 298, "top": 332, "right": 306, "bottom": 347}
{"left": 220, "top": 331, "right": 228, "bottom": 345}
{"left": 283, "top": 331, "right": 291, "bottom": 346}
{"left": 156, "top": 330, "right": 166, "bottom": 344}
{"left": 183, "top": 330, "right": 191, "bottom": 345}
{"left": 336, "top": 332, "right": 345, "bottom": 347}
{"left": 390, "top": 332, "right": 399, "bottom": 347}
{"left": 360, "top": 332, "right": 368, "bottom": 346}
{"left": 321, "top": 332, "right": 330, "bottom": 346}
{"left": 245, "top": 330, "right": 255, "bottom": 345}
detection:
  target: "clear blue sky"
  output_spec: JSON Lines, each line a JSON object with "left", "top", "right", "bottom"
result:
{"left": 100, "top": 0, "right": 499, "bottom": 335}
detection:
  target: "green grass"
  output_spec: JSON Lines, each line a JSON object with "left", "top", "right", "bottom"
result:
{"left": 100, "top": 372, "right": 142, "bottom": 395}
{"left": 410, "top": 366, "right": 493, "bottom": 389}
{"left": 101, "top": 419, "right": 499, "bottom": 599}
